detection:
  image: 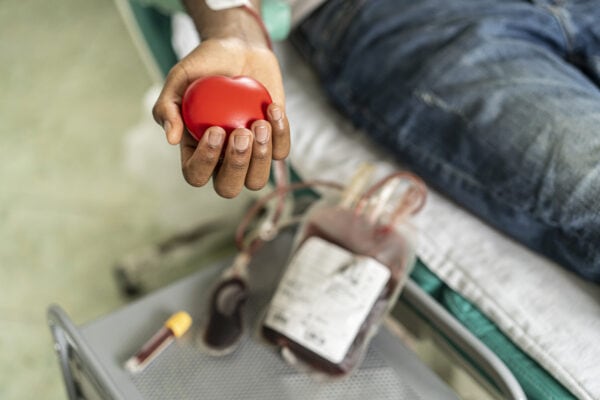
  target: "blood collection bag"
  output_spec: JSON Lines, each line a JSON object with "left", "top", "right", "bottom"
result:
{"left": 262, "top": 167, "right": 426, "bottom": 377}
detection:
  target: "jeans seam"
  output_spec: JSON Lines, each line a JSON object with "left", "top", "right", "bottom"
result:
{"left": 300, "top": 0, "right": 368, "bottom": 75}
{"left": 543, "top": 4, "right": 574, "bottom": 56}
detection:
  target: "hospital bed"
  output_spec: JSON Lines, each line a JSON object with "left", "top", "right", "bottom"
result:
{"left": 48, "top": 2, "right": 600, "bottom": 399}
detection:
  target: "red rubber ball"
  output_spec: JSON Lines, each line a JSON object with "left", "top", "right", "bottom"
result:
{"left": 181, "top": 75, "right": 273, "bottom": 141}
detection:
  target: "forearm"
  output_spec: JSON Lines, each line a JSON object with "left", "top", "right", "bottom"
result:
{"left": 182, "top": 0, "right": 267, "bottom": 47}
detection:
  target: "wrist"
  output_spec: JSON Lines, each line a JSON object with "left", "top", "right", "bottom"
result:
{"left": 186, "top": 2, "right": 270, "bottom": 49}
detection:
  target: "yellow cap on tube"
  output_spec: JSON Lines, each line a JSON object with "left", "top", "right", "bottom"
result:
{"left": 164, "top": 311, "right": 193, "bottom": 338}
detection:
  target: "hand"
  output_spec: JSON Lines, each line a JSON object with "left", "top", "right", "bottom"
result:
{"left": 152, "top": 37, "right": 290, "bottom": 198}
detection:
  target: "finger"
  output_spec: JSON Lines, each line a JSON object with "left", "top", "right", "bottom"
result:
{"left": 153, "top": 63, "right": 191, "bottom": 145}
{"left": 245, "top": 121, "right": 272, "bottom": 191}
{"left": 213, "top": 128, "right": 253, "bottom": 198}
{"left": 181, "top": 127, "right": 226, "bottom": 187}
{"left": 180, "top": 128, "right": 199, "bottom": 164}
{"left": 267, "top": 103, "right": 290, "bottom": 160}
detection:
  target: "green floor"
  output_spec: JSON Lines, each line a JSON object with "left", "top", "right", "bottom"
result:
{"left": 0, "top": 1, "right": 247, "bottom": 398}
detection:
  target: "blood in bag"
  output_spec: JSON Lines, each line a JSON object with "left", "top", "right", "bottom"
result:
{"left": 262, "top": 205, "right": 415, "bottom": 375}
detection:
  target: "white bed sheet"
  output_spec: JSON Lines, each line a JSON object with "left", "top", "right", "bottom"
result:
{"left": 170, "top": 15, "right": 600, "bottom": 400}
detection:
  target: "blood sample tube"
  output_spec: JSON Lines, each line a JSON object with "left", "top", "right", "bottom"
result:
{"left": 125, "top": 311, "right": 192, "bottom": 373}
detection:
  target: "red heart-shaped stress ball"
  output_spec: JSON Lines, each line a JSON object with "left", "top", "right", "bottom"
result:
{"left": 182, "top": 76, "right": 273, "bottom": 141}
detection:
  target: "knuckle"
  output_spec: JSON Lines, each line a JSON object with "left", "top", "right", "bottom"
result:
{"left": 182, "top": 165, "right": 209, "bottom": 187}
{"left": 227, "top": 158, "right": 249, "bottom": 171}
{"left": 252, "top": 147, "right": 270, "bottom": 161}
{"left": 271, "top": 126, "right": 287, "bottom": 141}
{"left": 151, "top": 103, "right": 164, "bottom": 123}
{"left": 200, "top": 150, "right": 218, "bottom": 165}
{"left": 167, "top": 63, "right": 187, "bottom": 80}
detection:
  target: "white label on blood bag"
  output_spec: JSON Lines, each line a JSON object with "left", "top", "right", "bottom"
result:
{"left": 264, "top": 237, "right": 390, "bottom": 364}
{"left": 205, "top": 0, "right": 249, "bottom": 11}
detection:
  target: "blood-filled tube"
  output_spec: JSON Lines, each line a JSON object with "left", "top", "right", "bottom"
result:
{"left": 125, "top": 311, "right": 192, "bottom": 373}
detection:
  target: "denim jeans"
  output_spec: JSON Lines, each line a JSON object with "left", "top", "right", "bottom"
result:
{"left": 292, "top": 0, "right": 600, "bottom": 281}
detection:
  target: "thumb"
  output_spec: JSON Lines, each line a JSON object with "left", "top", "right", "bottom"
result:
{"left": 152, "top": 63, "right": 195, "bottom": 145}
{"left": 153, "top": 100, "right": 185, "bottom": 145}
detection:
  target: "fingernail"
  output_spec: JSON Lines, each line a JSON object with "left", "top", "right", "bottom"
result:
{"left": 163, "top": 120, "right": 171, "bottom": 133}
{"left": 270, "top": 107, "right": 282, "bottom": 121}
{"left": 207, "top": 129, "right": 224, "bottom": 148}
{"left": 254, "top": 125, "right": 269, "bottom": 144}
{"left": 234, "top": 135, "right": 250, "bottom": 152}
